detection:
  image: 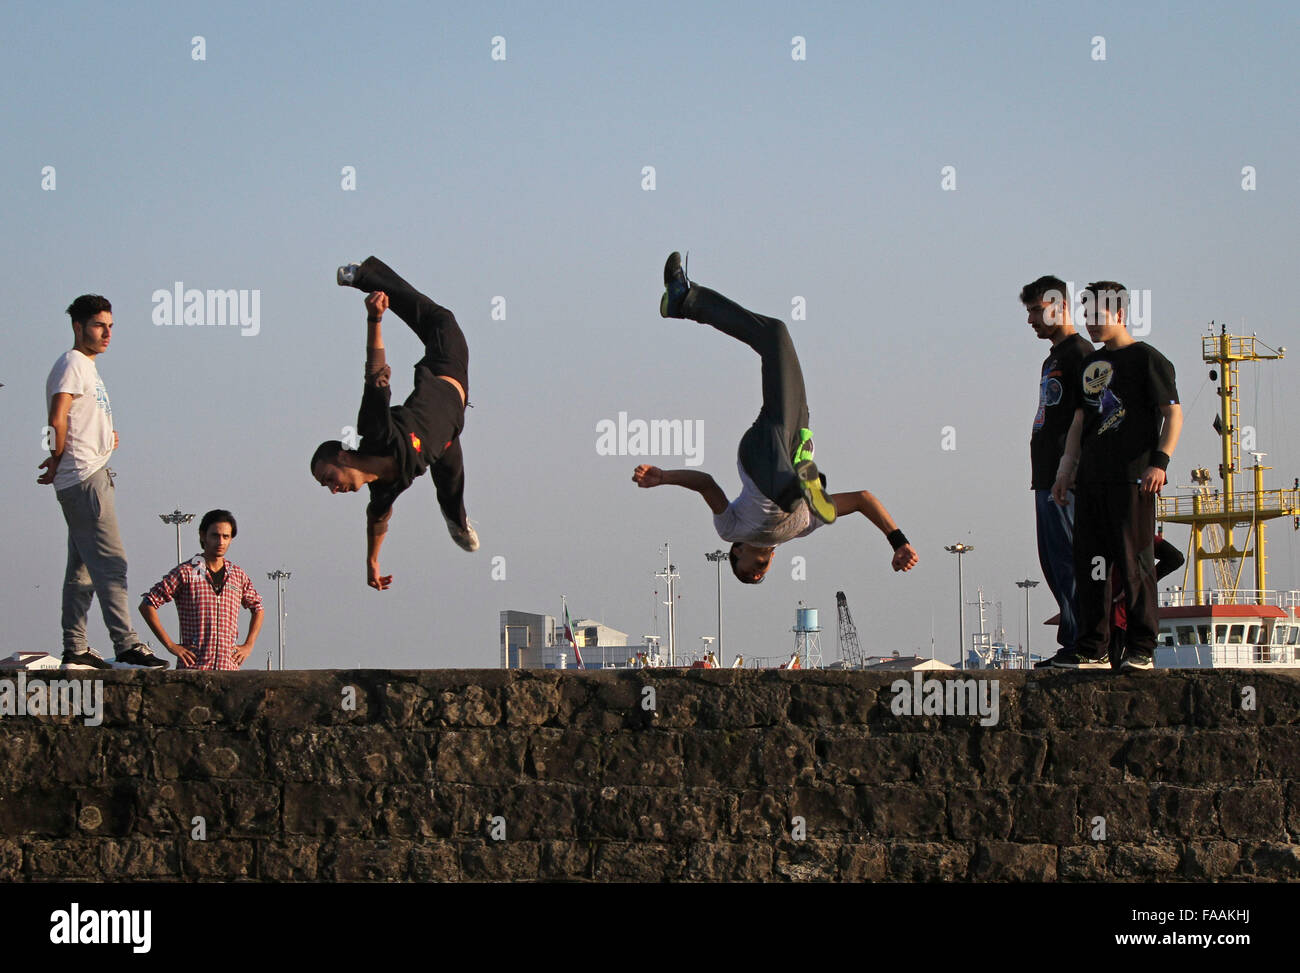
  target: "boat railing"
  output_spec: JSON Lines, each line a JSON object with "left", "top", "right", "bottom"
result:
{"left": 1159, "top": 588, "right": 1300, "bottom": 608}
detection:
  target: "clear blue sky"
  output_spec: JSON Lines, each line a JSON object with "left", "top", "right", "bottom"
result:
{"left": 3, "top": 0, "right": 1297, "bottom": 668}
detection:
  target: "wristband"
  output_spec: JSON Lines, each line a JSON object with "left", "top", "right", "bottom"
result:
{"left": 886, "top": 529, "right": 908, "bottom": 551}
{"left": 1151, "top": 451, "right": 1170, "bottom": 472}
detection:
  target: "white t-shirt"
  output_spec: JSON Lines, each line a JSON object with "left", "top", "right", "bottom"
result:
{"left": 712, "top": 461, "right": 824, "bottom": 546}
{"left": 46, "top": 350, "right": 113, "bottom": 490}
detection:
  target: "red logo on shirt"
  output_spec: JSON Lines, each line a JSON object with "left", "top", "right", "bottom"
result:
{"left": 410, "top": 432, "right": 422, "bottom": 452}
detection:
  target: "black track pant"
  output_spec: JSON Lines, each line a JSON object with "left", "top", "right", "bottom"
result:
{"left": 681, "top": 285, "right": 809, "bottom": 511}
{"left": 1073, "top": 482, "right": 1157, "bottom": 657}
{"left": 349, "top": 256, "right": 470, "bottom": 527}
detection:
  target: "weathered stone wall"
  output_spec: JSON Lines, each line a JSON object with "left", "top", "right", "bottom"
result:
{"left": 0, "top": 668, "right": 1297, "bottom": 881}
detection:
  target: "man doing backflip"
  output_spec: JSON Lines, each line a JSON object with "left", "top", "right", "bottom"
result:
{"left": 1050, "top": 281, "right": 1182, "bottom": 669}
{"left": 311, "top": 257, "right": 477, "bottom": 591}
{"left": 634, "top": 253, "right": 918, "bottom": 583}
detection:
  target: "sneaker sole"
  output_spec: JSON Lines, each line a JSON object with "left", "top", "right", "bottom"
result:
{"left": 659, "top": 291, "right": 670, "bottom": 318}
{"left": 62, "top": 661, "right": 110, "bottom": 671}
{"left": 1045, "top": 659, "right": 1111, "bottom": 669}
{"left": 110, "top": 660, "right": 166, "bottom": 670}
{"left": 1120, "top": 659, "right": 1154, "bottom": 670}
{"left": 798, "top": 469, "right": 836, "bottom": 524}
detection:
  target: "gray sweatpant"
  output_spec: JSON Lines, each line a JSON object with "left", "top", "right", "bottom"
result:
{"left": 681, "top": 284, "right": 810, "bottom": 512}
{"left": 55, "top": 466, "right": 145, "bottom": 655}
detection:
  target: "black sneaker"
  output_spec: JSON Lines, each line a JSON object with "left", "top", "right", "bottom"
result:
{"left": 113, "top": 645, "right": 168, "bottom": 670}
{"left": 659, "top": 251, "right": 691, "bottom": 318}
{"left": 1119, "top": 647, "right": 1154, "bottom": 670}
{"left": 1044, "top": 648, "right": 1111, "bottom": 669}
{"left": 62, "top": 647, "right": 112, "bottom": 671}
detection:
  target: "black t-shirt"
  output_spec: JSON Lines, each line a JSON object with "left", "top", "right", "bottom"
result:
{"left": 356, "top": 364, "right": 464, "bottom": 522}
{"left": 1077, "top": 342, "right": 1179, "bottom": 484}
{"left": 1030, "top": 333, "right": 1093, "bottom": 489}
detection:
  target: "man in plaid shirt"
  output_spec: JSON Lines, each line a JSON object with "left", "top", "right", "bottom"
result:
{"left": 139, "top": 509, "right": 265, "bottom": 670}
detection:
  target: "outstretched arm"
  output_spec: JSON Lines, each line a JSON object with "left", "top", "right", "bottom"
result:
{"left": 831, "top": 489, "right": 918, "bottom": 572}
{"left": 633, "top": 465, "right": 729, "bottom": 515}
{"left": 367, "top": 511, "right": 393, "bottom": 590}
{"left": 366, "top": 291, "right": 387, "bottom": 353}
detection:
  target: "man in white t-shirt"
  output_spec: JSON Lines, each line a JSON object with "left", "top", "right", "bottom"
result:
{"left": 38, "top": 295, "right": 165, "bottom": 670}
{"left": 633, "top": 253, "right": 920, "bottom": 584}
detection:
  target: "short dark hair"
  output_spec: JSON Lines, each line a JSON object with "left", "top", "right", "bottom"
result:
{"left": 311, "top": 440, "right": 345, "bottom": 474}
{"left": 1081, "top": 280, "right": 1128, "bottom": 319}
{"left": 65, "top": 295, "right": 112, "bottom": 326}
{"left": 199, "top": 509, "right": 237, "bottom": 539}
{"left": 728, "top": 541, "right": 763, "bottom": 585}
{"left": 1019, "top": 276, "right": 1068, "bottom": 308}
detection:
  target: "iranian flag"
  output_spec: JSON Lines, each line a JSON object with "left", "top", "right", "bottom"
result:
{"left": 563, "top": 600, "right": 585, "bottom": 670}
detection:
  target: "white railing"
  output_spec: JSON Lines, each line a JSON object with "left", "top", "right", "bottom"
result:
{"left": 1159, "top": 589, "right": 1300, "bottom": 609}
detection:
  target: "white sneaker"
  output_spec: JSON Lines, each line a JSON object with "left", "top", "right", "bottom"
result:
{"left": 445, "top": 515, "right": 479, "bottom": 552}
{"left": 337, "top": 263, "right": 362, "bottom": 286}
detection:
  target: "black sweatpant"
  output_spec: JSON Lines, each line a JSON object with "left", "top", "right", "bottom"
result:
{"left": 681, "top": 284, "right": 810, "bottom": 512}
{"left": 1073, "top": 482, "right": 1158, "bottom": 658}
{"left": 352, "top": 256, "right": 469, "bottom": 393}
{"left": 350, "top": 256, "right": 470, "bottom": 527}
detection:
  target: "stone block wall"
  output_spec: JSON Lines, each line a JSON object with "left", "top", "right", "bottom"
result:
{"left": 1, "top": 668, "right": 1297, "bottom": 881}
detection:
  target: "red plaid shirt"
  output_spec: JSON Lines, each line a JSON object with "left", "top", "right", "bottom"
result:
{"left": 143, "top": 557, "right": 264, "bottom": 671}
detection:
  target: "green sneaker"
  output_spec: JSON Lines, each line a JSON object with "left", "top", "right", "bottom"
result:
{"left": 797, "top": 460, "right": 836, "bottom": 524}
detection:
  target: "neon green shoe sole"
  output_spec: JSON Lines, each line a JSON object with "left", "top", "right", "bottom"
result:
{"left": 798, "top": 461, "right": 836, "bottom": 524}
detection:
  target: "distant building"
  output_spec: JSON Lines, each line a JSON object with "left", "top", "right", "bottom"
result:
{"left": 863, "top": 654, "right": 955, "bottom": 672}
{"left": 0, "top": 652, "right": 63, "bottom": 671}
{"left": 500, "top": 610, "right": 556, "bottom": 669}
{"left": 499, "top": 610, "right": 646, "bottom": 669}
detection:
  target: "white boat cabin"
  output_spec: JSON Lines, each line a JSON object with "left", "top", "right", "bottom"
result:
{"left": 1155, "top": 592, "right": 1300, "bottom": 667}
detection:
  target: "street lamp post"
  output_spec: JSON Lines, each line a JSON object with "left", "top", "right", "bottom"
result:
{"left": 158, "top": 509, "right": 195, "bottom": 566}
{"left": 1016, "top": 579, "right": 1040, "bottom": 669}
{"left": 945, "top": 544, "right": 975, "bottom": 669}
{"left": 705, "top": 549, "right": 726, "bottom": 661}
{"left": 266, "top": 569, "right": 291, "bottom": 670}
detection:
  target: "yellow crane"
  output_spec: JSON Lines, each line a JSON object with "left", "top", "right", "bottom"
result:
{"left": 1158, "top": 325, "right": 1300, "bottom": 604}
